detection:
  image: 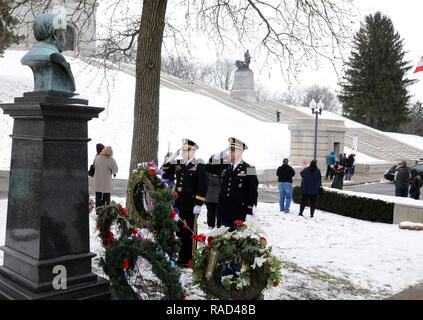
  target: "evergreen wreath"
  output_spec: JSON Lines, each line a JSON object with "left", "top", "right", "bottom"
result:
{"left": 192, "top": 220, "right": 281, "bottom": 300}
{"left": 96, "top": 162, "right": 184, "bottom": 300}
{"left": 99, "top": 237, "right": 185, "bottom": 300}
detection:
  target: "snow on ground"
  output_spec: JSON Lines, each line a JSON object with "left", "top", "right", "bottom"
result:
{"left": 2, "top": 197, "right": 422, "bottom": 300}
{"left": 383, "top": 132, "right": 423, "bottom": 152}
{"left": 0, "top": 50, "right": 289, "bottom": 178}
{"left": 327, "top": 187, "right": 423, "bottom": 206}
{"left": 292, "top": 104, "right": 369, "bottom": 129}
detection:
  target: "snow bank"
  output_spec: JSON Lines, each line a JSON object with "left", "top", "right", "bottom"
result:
{"left": 399, "top": 221, "right": 423, "bottom": 230}
{"left": 383, "top": 132, "right": 423, "bottom": 152}
{"left": 344, "top": 146, "right": 387, "bottom": 164}
{"left": 326, "top": 187, "right": 423, "bottom": 207}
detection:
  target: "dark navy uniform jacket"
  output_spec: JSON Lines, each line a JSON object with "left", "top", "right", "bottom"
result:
{"left": 206, "top": 158, "right": 258, "bottom": 223}
{"left": 162, "top": 159, "right": 208, "bottom": 213}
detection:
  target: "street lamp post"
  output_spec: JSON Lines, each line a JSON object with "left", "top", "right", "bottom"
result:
{"left": 309, "top": 99, "right": 324, "bottom": 161}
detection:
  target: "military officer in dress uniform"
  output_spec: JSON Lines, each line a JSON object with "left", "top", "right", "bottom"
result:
{"left": 161, "top": 139, "right": 208, "bottom": 267}
{"left": 206, "top": 137, "right": 259, "bottom": 229}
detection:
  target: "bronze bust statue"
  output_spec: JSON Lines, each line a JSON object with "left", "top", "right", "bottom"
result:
{"left": 21, "top": 13, "right": 76, "bottom": 94}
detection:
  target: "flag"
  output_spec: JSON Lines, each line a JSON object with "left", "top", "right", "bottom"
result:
{"left": 414, "top": 56, "right": 423, "bottom": 73}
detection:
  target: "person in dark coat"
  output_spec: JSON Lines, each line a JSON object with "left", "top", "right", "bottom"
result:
{"left": 395, "top": 160, "right": 410, "bottom": 197}
{"left": 337, "top": 153, "right": 347, "bottom": 167}
{"left": 276, "top": 158, "right": 296, "bottom": 213}
{"left": 206, "top": 137, "right": 259, "bottom": 230}
{"left": 161, "top": 138, "right": 208, "bottom": 267}
{"left": 276, "top": 110, "right": 281, "bottom": 122}
{"left": 205, "top": 172, "right": 221, "bottom": 228}
{"left": 345, "top": 154, "right": 355, "bottom": 181}
{"left": 299, "top": 160, "right": 322, "bottom": 218}
{"left": 207, "top": 137, "right": 258, "bottom": 279}
{"left": 409, "top": 168, "right": 422, "bottom": 200}
{"left": 331, "top": 162, "right": 345, "bottom": 190}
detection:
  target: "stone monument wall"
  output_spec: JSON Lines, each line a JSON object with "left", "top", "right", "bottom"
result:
{"left": 11, "top": 0, "right": 97, "bottom": 56}
{"left": 288, "top": 118, "right": 347, "bottom": 166}
{"left": 230, "top": 69, "right": 257, "bottom": 103}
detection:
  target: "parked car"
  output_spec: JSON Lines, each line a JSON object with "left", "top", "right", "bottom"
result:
{"left": 383, "top": 165, "right": 398, "bottom": 181}
{"left": 384, "top": 162, "right": 423, "bottom": 181}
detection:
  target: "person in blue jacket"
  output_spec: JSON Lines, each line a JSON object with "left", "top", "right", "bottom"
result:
{"left": 325, "top": 151, "right": 336, "bottom": 180}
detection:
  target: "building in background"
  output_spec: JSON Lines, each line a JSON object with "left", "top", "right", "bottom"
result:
{"left": 10, "top": 0, "right": 97, "bottom": 56}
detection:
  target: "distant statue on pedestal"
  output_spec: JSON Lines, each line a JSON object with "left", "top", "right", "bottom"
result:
{"left": 235, "top": 50, "right": 251, "bottom": 71}
{"left": 21, "top": 12, "right": 76, "bottom": 94}
{"left": 231, "top": 50, "right": 256, "bottom": 103}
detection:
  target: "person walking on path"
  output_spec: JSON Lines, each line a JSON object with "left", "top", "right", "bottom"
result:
{"left": 409, "top": 168, "right": 422, "bottom": 200}
{"left": 276, "top": 158, "right": 296, "bottom": 213}
{"left": 395, "top": 160, "right": 410, "bottom": 197}
{"left": 93, "top": 146, "right": 118, "bottom": 208}
{"left": 325, "top": 151, "right": 336, "bottom": 180}
{"left": 299, "top": 160, "right": 322, "bottom": 218}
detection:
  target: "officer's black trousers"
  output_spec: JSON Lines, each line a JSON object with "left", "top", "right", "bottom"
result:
{"left": 177, "top": 211, "right": 195, "bottom": 264}
{"left": 206, "top": 202, "right": 221, "bottom": 228}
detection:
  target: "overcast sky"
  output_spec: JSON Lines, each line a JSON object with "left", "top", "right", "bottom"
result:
{"left": 96, "top": 0, "right": 423, "bottom": 102}
{"left": 267, "top": 0, "right": 423, "bottom": 102}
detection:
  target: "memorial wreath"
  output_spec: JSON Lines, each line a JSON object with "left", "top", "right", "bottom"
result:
{"left": 192, "top": 220, "right": 281, "bottom": 300}
{"left": 96, "top": 162, "right": 184, "bottom": 300}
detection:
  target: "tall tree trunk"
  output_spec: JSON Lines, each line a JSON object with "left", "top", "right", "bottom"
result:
{"left": 130, "top": 0, "right": 168, "bottom": 175}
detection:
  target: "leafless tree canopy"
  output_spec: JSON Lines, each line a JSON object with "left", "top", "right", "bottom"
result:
{"left": 264, "top": 84, "right": 341, "bottom": 114}
{"left": 181, "top": 0, "right": 356, "bottom": 82}
{"left": 10, "top": 0, "right": 97, "bottom": 38}
{"left": 9, "top": 0, "right": 357, "bottom": 172}
{"left": 402, "top": 101, "right": 423, "bottom": 136}
{"left": 10, "top": 0, "right": 357, "bottom": 85}
{"left": 11, "top": 0, "right": 99, "bottom": 50}
{"left": 301, "top": 84, "right": 341, "bottom": 113}
{"left": 161, "top": 54, "right": 234, "bottom": 90}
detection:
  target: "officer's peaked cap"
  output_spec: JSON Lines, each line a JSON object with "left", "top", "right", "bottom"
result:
{"left": 228, "top": 137, "right": 248, "bottom": 151}
{"left": 181, "top": 138, "right": 199, "bottom": 150}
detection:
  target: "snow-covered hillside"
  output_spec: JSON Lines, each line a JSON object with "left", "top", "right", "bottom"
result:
{"left": 0, "top": 50, "right": 289, "bottom": 178}
{"left": 384, "top": 132, "right": 423, "bottom": 152}
{"left": 1, "top": 50, "right": 422, "bottom": 178}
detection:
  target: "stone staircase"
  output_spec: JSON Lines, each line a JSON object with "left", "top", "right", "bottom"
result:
{"left": 119, "top": 63, "right": 308, "bottom": 123}
{"left": 117, "top": 62, "right": 423, "bottom": 162}
{"left": 345, "top": 127, "right": 423, "bottom": 162}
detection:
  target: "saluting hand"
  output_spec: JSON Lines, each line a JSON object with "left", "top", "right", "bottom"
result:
{"left": 193, "top": 205, "right": 202, "bottom": 215}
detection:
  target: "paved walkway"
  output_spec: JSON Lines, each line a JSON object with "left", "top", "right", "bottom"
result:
{"left": 387, "top": 282, "right": 423, "bottom": 300}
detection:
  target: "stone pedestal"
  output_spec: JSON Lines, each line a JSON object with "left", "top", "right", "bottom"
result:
{"left": 230, "top": 69, "right": 256, "bottom": 103}
{"left": 0, "top": 91, "right": 110, "bottom": 300}
{"left": 288, "top": 118, "right": 347, "bottom": 167}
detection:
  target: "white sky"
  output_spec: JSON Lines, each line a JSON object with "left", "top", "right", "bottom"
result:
{"left": 96, "top": 0, "right": 423, "bottom": 102}
{"left": 256, "top": 0, "right": 423, "bottom": 101}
